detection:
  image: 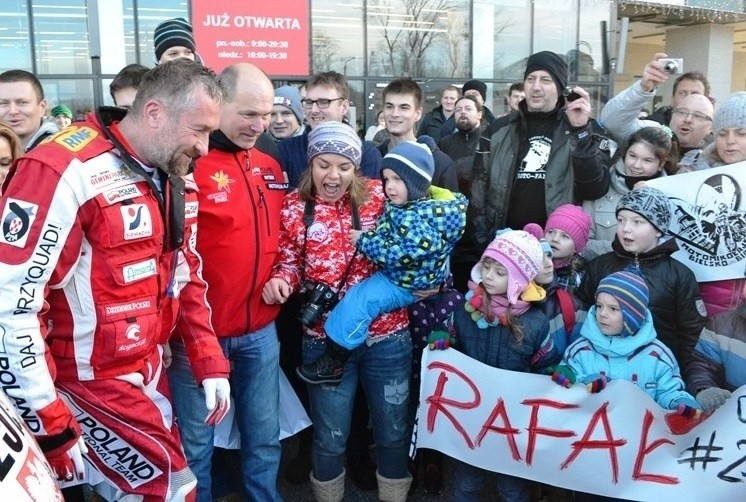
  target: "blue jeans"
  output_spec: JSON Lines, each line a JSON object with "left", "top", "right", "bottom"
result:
{"left": 453, "top": 460, "right": 529, "bottom": 502}
{"left": 324, "top": 271, "right": 415, "bottom": 349}
{"left": 168, "top": 322, "right": 282, "bottom": 502}
{"left": 303, "top": 330, "right": 412, "bottom": 482}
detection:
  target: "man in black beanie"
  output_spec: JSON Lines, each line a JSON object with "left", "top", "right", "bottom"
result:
{"left": 468, "top": 50, "right": 611, "bottom": 254}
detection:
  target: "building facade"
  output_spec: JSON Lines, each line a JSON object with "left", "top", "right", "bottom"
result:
{"left": 0, "top": 0, "right": 744, "bottom": 130}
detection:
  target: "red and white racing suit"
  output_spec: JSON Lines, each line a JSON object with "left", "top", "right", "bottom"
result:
{"left": 0, "top": 110, "right": 229, "bottom": 499}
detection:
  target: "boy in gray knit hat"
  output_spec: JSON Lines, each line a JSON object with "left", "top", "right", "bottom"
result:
{"left": 297, "top": 138, "right": 469, "bottom": 384}
{"left": 576, "top": 185, "right": 707, "bottom": 371}
{"left": 269, "top": 85, "right": 306, "bottom": 141}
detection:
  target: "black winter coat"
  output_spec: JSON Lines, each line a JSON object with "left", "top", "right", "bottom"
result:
{"left": 576, "top": 237, "right": 707, "bottom": 371}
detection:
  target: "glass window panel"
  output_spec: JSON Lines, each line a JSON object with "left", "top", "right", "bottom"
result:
{"left": 575, "top": 1, "right": 612, "bottom": 84}
{"left": 473, "top": 0, "right": 530, "bottom": 81}
{"left": 311, "top": 0, "right": 364, "bottom": 76}
{"left": 121, "top": 0, "right": 136, "bottom": 65}
{"left": 41, "top": 78, "right": 94, "bottom": 120}
{"left": 347, "top": 79, "right": 365, "bottom": 132}
{"left": 0, "top": 0, "right": 32, "bottom": 71}
{"left": 136, "top": 0, "right": 189, "bottom": 66}
{"left": 532, "top": 0, "right": 578, "bottom": 60}
{"left": 367, "top": 0, "right": 470, "bottom": 79}
{"left": 32, "top": 0, "right": 90, "bottom": 74}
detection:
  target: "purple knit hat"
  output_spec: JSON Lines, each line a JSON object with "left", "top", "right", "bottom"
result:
{"left": 545, "top": 204, "right": 592, "bottom": 253}
{"left": 471, "top": 230, "right": 544, "bottom": 304}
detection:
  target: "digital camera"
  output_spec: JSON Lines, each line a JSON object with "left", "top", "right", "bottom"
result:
{"left": 563, "top": 87, "right": 581, "bottom": 102}
{"left": 298, "top": 281, "right": 339, "bottom": 327}
{"left": 660, "top": 58, "right": 684, "bottom": 75}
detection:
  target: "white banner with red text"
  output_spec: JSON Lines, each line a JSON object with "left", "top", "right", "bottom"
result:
{"left": 415, "top": 349, "right": 746, "bottom": 501}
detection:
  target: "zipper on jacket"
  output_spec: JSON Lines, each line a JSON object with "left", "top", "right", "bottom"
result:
{"left": 257, "top": 186, "right": 271, "bottom": 237}
{"left": 238, "top": 150, "right": 263, "bottom": 329}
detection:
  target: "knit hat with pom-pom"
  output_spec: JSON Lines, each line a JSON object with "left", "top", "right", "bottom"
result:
{"left": 471, "top": 230, "right": 544, "bottom": 304}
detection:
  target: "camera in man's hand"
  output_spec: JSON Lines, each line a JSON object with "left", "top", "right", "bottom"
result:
{"left": 298, "top": 281, "right": 339, "bottom": 327}
{"left": 563, "top": 86, "right": 581, "bottom": 102}
{"left": 660, "top": 58, "right": 684, "bottom": 75}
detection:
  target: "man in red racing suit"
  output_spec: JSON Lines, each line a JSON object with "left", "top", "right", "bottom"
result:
{"left": 0, "top": 61, "right": 230, "bottom": 500}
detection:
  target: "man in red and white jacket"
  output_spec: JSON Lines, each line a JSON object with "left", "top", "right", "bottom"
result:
{"left": 0, "top": 60, "right": 230, "bottom": 500}
{"left": 168, "top": 62, "right": 286, "bottom": 502}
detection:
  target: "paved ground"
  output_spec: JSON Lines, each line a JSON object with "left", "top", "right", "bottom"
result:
{"left": 276, "top": 434, "right": 456, "bottom": 501}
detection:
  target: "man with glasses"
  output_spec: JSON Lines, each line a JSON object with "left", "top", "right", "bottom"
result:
{"left": 648, "top": 70, "right": 710, "bottom": 127}
{"left": 599, "top": 52, "right": 714, "bottom": 171}
{"left": 277, "top": 71, "right": 381, "bottom": 188}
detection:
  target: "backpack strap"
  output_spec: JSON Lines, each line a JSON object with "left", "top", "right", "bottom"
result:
{"left": 556, "top": 288, "right": 576, "bottom": 334}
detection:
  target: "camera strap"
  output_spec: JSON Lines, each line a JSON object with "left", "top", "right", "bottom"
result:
{"left": 300, "top": 198, "right": 360, "bottom": 292}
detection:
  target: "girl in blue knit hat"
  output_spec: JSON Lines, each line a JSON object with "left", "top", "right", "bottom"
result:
{"left": 296, "top": 138, "right": 468, "bottom": 385}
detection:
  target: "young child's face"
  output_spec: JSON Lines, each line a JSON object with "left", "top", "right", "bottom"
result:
{"left": 545, "top": 228, "right": 575, "bottom": 260}
{"left": 382, "top": 168, "right": 408, "bottom": 206}
{"left": 616, "top": 209, "right": 660, "bottom": 254}
{"left": 159, "top": 46, "right": 195, "bottom": 63}
{"left": 480, "top": 257, "right": 509, "bottom": 296}
{"left": 595, "top": 292, "right": 624, "bottom": 336}
{"left": 534, "top": 247, "right": 554, "bottom": 285}
{"left": 623, "top": 140, "right": 662, "bottom": 177}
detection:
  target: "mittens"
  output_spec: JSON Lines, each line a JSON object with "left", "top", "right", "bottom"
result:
{"left": 579, "top": 373, "right": 609, "bottom": 393}
{"left": 551, "top": 365, "right": 577, "bottom": 388}
{"left": 428, "top": 330, "right": 456, "bottom": 350}
{"left": 696, "top": 387, "right": 731, "bottom": 413}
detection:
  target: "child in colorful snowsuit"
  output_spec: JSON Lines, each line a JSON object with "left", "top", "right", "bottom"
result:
{"left": 297, "top": 139, "right": 467, "bottom": 384}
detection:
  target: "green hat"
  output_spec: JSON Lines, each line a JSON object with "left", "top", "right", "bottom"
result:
{"left": 51, "top": 105, "right": 72, "bottom": 119}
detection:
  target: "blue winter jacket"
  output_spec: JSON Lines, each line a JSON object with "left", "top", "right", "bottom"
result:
{"left": 563, "top": 308, "right": 697, "bottom": 410}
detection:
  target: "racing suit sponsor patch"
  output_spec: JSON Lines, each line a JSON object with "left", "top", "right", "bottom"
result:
{"left": 104, "top": 300, "right": 153, "bottom": 318}
{"left": 104, "top": 185, "right": 142, "bottom": 205}
{"left": 76, "top": 412, "right": 162, "bottom": 488}
{"left": 1, "top": 198, "right": 38, "bottom": 248}
{"left": 54, "top": 126, "right": 98, "bottom": 152}
{"left": 122, "top": 258, "right": 157, "bottom": 284}
{"left": 121, "top": 204, "right": 153, "bottom": 240}
{"left": 266, "top": 183, "right": 288, "bottom": 190}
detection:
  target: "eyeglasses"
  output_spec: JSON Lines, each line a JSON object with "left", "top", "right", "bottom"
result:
{"left": 672, "top": 108, "right": 712, "bottom": 122}
{"left": 301, "top": 97, "right": 345, "bottom": 109}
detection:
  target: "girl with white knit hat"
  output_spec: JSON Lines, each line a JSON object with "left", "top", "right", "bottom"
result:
{"left": 433, "top": 229, "right": 560, "bottom": 501}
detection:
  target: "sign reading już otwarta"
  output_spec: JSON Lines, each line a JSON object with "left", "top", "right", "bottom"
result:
{"left": 191, "top": 0, "right": 309, "bottom": 76}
